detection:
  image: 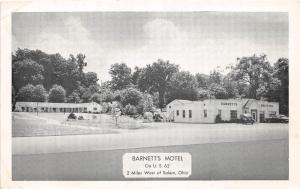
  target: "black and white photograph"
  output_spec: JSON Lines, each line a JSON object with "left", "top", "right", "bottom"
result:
{"left": 10, "top": 11, "right": 289, "bottom": 181}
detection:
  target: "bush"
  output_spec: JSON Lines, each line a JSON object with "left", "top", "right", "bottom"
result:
{"left": 124, "top": 104, "right": 138, "bottom": 115}
{"left": 137, "top": 93, "right": 154, "bottom": 114}
{"left": 91, "top": 93, "right": 101, "bottom": 104}
{"left": 17, "top": 84, "right": 47, "bottom": 102}
{"left": 111, "top": 101, "right": 124, "bottom": 114}
{"left": 17, "top": 84, "right": 35, "bottom": 102}
{"left": 120, "top": 87, "right": 142, "bottom": 106}
{"left": 48, "top": 84, "right": 66, "bottom": 102}
{"left": 215, "top": 114, "right": 222, "bottom": 123}
{"left": 33, "top": 84, "right": 47, "bottom": 102}
{"left": 101, "top": 102, "right": 111, "bottom": 113}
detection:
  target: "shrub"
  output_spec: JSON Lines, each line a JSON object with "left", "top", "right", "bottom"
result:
{"left": 215, "top": 114, "right": 222, "bottom": 123}
{"left": 91, "top": 93, "right": 101, "bottom": 104}
{"left": 32, "top": 84, "right": 47, "bottom": 102}
{"left": 120, "top": 87, "right": 142, "bottom": 106}
{"left": 101, "top": 102, "right": 110, "bottom": 113}
{"left": 17, "top": 84, "right": 47, "bottom": 102}
{"left": 17, "top": 84, "right": 35, "bottom": 102}
{"left": 124, "top": 104, "right": 138, "bottom": 115}
{"left": 111, "top": 101, "right": 124, "bottom": 114}
{"left": 48, "top": 84, "right": 66, "bottom": 102}
{"left": 137, "top": 93, "right": 154, "bottom": 114}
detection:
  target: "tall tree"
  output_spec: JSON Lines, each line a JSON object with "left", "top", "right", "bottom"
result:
{"left": 208, "top": 83, "right": 228, "bottom": 99}
{"left": 120, "top": 87, "right": 143, "bottom": 106}
{"left": 209, "top": 69, "right": 223, "bottom": 85}
{"left": 17, "top": 84, "right": 35, "bottom": 102}
{"left": 167, "top": 71, "right": 198, "bottom": 103}
{"left": 12, "top": 59, "right": 44, "bottom": 91}
{"left": 138, "top": 59, "right": 179, "bottom": 108}
{"left": 274, "top": 58, "right": 289, "bottom": 115}
{"left": 48, "top": 84, "right": 66, "bottom": 102}
{"left": 232, "top": 54, "right": 273, "bottom": 99}
{"left": 109, "top": 63, "right": 132, "bottom": 90}
{"left": 32, "top": 84, "right": 47, "bottom": 102}
{"left": 84, "top": 72, "right": 99, "bottom": 87}
{"left": 132, "top": 66, "right": 142, "bottom": 85}
{"left": 195, "top": 73, "right": 209, "bottom": 88}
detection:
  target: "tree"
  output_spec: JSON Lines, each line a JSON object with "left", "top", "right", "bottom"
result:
{"left": 209, "top": 69, "right": 222, "bottom": 85}
{"left": 12, "top": 48, "right": 100, "bottom": 101}
{"left": 84, "top": 72, "right": 98, "bottom": 87}
{"left": 91, "top": 93, "right": 102, "bottom": 104}
{"left": 195, "top": 73, "right": 209, "bottom": 88}
{"left": 167, "top": 71, "right": 198, "bottom": 103}
{"left": 32, "top": 84, "right": 47, "bottom": 102}
{"left": 52, "top": 54, "right": 80, "bottom": 95}
{"left": 274, "top": 58, "right": 289, "bottom": 115}
{"left": 137, "top": 59, "right": 179, "bottom": 108}
{"left": 109, "top": 63, "right": 132, "bottom": 90}
{"left": 232, "top": 54, "right": 273, "bottom": 99}
{"left": 132, "top": 66, "right": 142, "bottom": 85}
{"left": 222, "top": 73, "right": 239, "bottom": 98}
{"left": 208, "top": 83, "right": 228, "bottom": 99}
{"left": 120, "top": 87, "right": 143, "bottom": 106}
{"left": 124, "top": 104, "right": 138, "bottom": 115}
{"left": 48, "top": 84, "right": 66, "bottom": 102}
{"left": 12, "top": 87, "right": 17, "bottom": 110}
{"left": 137, "top": 93, "right": 155, "bottom": 114}
{"left": 100, "top": 89, "right": 114, "bottom": 103}
{"left": 76, "top": 53, "right": 87, "bottom": 73}
{"left": 12, "top": 59, "right": 44, "bottom": 91}
{"left": 17, "top": 84, "right": 35, "bottom": 102}
{"left": 197, "top": 89, "right": 210, "bottom": 100}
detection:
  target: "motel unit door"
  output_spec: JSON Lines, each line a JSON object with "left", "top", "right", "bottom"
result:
{"left": 251, "top": 109, "right": 258, "bottom": 122}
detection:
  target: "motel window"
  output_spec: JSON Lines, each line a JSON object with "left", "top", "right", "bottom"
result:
{"left": 176, "top": 110, "right": 179, "bottom": 116}
{"left": 189, "top": 110, "right": 192, "bottom": 118}
{"left": 60, "top": 108, "right": 63, "bottom": 112}
{"left": 230, "top": 110, "right": 237, "bottom": 120}
{"left": 169, "top": 106, "right": 171, "bottom": 109}
{"left": 183, "top": 110, "right": 185, "bottom": 118}
{"left": 21, "top": 107, "right": 25, "bottom": 111}
{"left": 204, "top": 110, "right": 207, "bottom": 118}
{"left": 53, "top": 108, "right": 56, "bottom": 112}
{"left": 84, "top": 107, "right": 87, "bottom": 112}
{"left": 93, "top": 107, "right": 97, "bottom": 111}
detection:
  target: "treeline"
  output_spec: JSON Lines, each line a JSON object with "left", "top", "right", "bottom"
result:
{"left": 12, "top": 48, "right": 289, "bottom": 115}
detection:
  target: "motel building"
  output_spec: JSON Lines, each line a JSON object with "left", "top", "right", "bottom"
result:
{"left": 15, "top": 101, "right": 102, "bottom": 114}
{"left": 166, "top": 98, "right": 279, "bottom": 123}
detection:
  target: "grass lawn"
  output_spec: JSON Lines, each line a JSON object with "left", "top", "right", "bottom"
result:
{"left": 12, "top": 113, "right": 118, "bottom": 137}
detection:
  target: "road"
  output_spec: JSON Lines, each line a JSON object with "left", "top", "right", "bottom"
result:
{"left": 12, "top": 123, "right": 289, "bottom": 180}
{"left": 13, "top": 139, "right": 288, "bottom": 180}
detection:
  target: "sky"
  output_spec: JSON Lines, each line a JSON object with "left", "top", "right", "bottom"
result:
{"left": 12, "top": 12, "right": 288, "bottom": 82}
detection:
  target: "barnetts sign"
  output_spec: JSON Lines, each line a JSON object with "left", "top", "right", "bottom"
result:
{"left": 123, "top": 153, "right": 191, "bottom": 178}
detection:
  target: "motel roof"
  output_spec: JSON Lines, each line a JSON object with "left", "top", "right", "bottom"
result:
{"left": 15, "top": 101, "right": 101, "bottom": 107}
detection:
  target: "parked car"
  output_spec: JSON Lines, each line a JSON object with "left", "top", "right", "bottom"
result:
{"left": 67, "top": 112, "right": 77, "bottom": 119}
{"left": 239, "top": 114, "right": 255, "bottom": 124}
{"left": 153, "top": 113, "right": 163, "bottom": 122}
{"left": 266, "top": 115, "right": 289, "bottom": 123}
